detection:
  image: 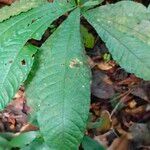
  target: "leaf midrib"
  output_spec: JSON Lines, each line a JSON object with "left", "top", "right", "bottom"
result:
{"left": 60, "top": 18, "right": 77, "bottom": 149}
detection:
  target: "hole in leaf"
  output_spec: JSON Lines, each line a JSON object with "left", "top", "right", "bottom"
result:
{"left": 21, "top": 59, "right": 26, "bottom": 66}
{"left": 9, "top": 60, "right": 13, "bottom": 64}
{"left": 32, "top": 54, "right": 35, "bottom": 58}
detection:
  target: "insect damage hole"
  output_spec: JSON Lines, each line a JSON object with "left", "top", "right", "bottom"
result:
{"left": 32, "top": 54, "right": 35, "bottom": 58}
{"left": 21, "top": 59, "right": 26, "bottom": 66}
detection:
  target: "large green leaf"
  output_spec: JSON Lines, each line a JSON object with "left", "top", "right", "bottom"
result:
{"left": 84, "top": 1, "right": 150, "bottom": 80}
{"left": 26, "top": 8, "right": 91, "bottom": 149}
{"left": 0, "top": 2, "right": 72, "bottom": 110}
{"left": 0, "top": 0, "right": 47, "bottom": 22}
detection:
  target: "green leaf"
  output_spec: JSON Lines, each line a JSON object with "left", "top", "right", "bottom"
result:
{"left": 54, "top": 0, "right": 75, "bottom": 6}
{"left": 84, "top": 1, "right": 150, "bottom": 80}
{"left": 10, "top": 131, "right": 38, "bottom": 148}
{"left": 0, "top": 132, "right": 15, "bottom": 141}
{"left": 26, "top": 8, "right": 91, "bottom": 149}
{"left": 21, "top": 142, "right": 49, "bottom": 150}
{"left": 0, "top": 2, "right": 72, "bottom": 110}
{"left": 81, "top": 25, "right": 95, "bottom": 48}
{"left": 21, "top": 137, "right": 49, "bottom": 150}
{"left": 82, "top": 136, "right": 106, "bottom": 150}
{"left": 82, "top": 0, "right": 104, "bottom": 7}
{"left": 0, "top": 136, "right": 11, "bottom": 149}
{"left": 0, "top": 44, "right": 37, "bottom": 109}
{"left": 0, "top": 0, "right": 47, "bottom": 22}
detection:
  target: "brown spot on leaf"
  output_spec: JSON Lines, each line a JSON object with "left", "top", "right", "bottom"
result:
{"left": 9, "top": 60, "right": 13, "bottom": 64}
{"left": 69, "top": 58, "right": 83, "bottom": 68}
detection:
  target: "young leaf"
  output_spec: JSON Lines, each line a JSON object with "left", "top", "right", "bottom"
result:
{"left": 83, "top": 1, "right": 150, "bottom": 80}
{"left": 0, "top": 0, "right": 47, "bottom": 22}
{"left": 81, "top": 25, "right": 95, "bottom": 48}
{"left": 0, "top": 2, "right": 72, "bottom": 110}
{"left": 26, "top": 8, "right": 91, "bottom": 150}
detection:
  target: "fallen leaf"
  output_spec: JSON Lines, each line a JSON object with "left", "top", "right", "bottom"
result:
{"left": 129, "top": 123, "right": 150, "bottom": 145}
{"left": 91, "top": 70, "right": 115, "bottom": 99}
{"left": 108, "top": 135, "right": 130, "bottom": 150}
{"left": 131, "top": 82, "right": 150, "bottom": 102}
{"left": 97, "top": 61, "right": 116, "bottom": 71}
